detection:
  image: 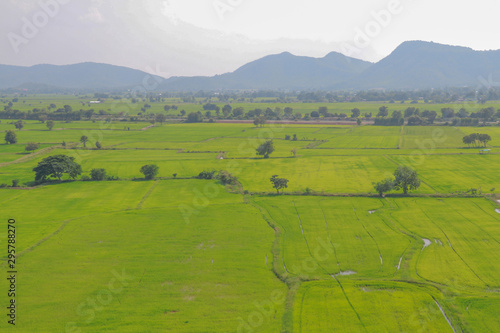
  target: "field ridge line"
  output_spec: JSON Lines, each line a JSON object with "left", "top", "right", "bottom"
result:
{"left": 432, "top": 297, "right": 457, "bottom": 333}
{"left": 418, "top": 206, "right": 489, "bottom": 287}
{"left": 319, "top": 204, "right": 341, "bottom": 271}
{"left": 352, "top": 206, "right": 383, "bottom": 269}
{"left": 0, "top": 144, "right": 64, "bottom": 168}
{"left": 136, "top": 180, "right": 160, "bottom": 209}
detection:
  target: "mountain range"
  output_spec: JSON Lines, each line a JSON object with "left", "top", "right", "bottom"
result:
{"left": 1, "top": 41, "right": 500, "bottom": 92}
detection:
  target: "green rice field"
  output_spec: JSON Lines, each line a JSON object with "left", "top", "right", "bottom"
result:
{"left": 1, "top": 116, "right": 499, "bottom": 332}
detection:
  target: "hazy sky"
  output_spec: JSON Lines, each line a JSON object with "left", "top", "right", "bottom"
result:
{"left": 1, "top": 0, "right": 500, "bottom": 78}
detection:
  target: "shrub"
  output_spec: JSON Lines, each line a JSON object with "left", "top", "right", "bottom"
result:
{"left": 216, "top": 170, "right": 238, "bottom": 185}
{"left": 198, "top": 170, "right": 216, "bottom": 180}
{"left": 90, "top": 168, "right": 107, "bottom": 181}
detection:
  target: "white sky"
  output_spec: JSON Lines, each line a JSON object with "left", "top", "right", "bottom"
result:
{"left": 1, "top": 0, "right": 500, "bottom": 77}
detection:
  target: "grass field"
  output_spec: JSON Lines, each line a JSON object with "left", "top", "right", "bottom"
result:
{"left": 1, "top": 116, "right": 499, "bottom": 332}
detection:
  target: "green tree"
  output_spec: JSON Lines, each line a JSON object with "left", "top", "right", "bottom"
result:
{"left": 14, "top": 120, "right": 24, "bottom": 131}
{"left": 216, "top": 170, "right": 238, "bottom": 185}
{"left": 12, "top": 179, "right": 19, "bottom": 187}
{"left": 95, "top": 141, "right": 102, "bottom": 149}
{"left": 351, "top": 108, "right": 361, "bottom": 118}
{"left": 270, "top": 175, "right": 289, "bottom": 194}
{"left": 256, "top": 140, "right": 275, "bottom": 158}
{"left": 186, "top": 112, "right": 203, "bottom": 123}
{"left": 377, "top": 106, "right": 389, "bottom": 117}
{"left": 90, "top": 168, "right": 107, "bottom": 181}
{"left": 25, "top": 142, "right": 40, "bottom": 152}
{"left": 198, "top": 170, "right": 216, "bottom": 179}
{"left": 356, "top": 118, "right": 362, "bottom": 126}
{"left": 284, "top": 107, "right": 293, "bottom": 118}
{"left": 222, "top": 105, "right": 232, "bottom": 116}
{"left": 253, "top": 116, "right": 266, "bottom": 127}
{"left": 33, "top": 155, "right": 82, "bottom": 182}
{"left": 46, "top": 120, "right": 54, "bottom": 131}
{"left": 155, "top": 113, "right": 166, "bottom": 125}
{"left": 478, "top": 133, "right": 492, "bottom": 147}
{"left": 140, "top": 164, "right": 159, "bottom": 180}
{"left": 394, "top": 166, "right": 421, "bottom": 194}
{"left": 4, "top": 130, "right": 17, "bottom": 144}
{"left": 80, "top": 135, "right": 89, "bottom": 147}
{"left": 373, "top": 178, "right": 394, "bottom": 197}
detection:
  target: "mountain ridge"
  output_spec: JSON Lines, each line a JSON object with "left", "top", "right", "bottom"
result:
{"left": 1, "top": 41, "right": 500, "bottom": 92}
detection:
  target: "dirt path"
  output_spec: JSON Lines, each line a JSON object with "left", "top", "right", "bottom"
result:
{"left": 0, "top": 145, "right": 62, "bottom": 168}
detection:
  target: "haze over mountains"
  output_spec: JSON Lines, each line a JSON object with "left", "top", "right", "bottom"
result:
{"left": 1, "top": 41, "right": 499, "bottom": 92}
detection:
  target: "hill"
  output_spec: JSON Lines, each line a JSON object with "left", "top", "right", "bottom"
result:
{"left": 346, "top": 41, "right": 500, "bottom": 89}
{"left": 159, "top": 51, "right": 373, "bottom": 91}
{"left": 0, "top": 62, "right": 163, "bottom": 91}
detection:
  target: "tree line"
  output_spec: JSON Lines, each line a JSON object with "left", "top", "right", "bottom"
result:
{"left": 462, "top": 133, "right": 492, "bottom": 147}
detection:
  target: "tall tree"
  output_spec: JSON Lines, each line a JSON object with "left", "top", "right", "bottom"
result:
{"left": 351, "top": 108, "right": 361, "bottom": 118}
{"left": 80, "top": 135, "right": 89, "bottom": 147}
{"left": 46, "top": 120, "right": 55, "bottom": 131}
{"left": 4, "top": 130, "right": 17, "bottom": 144}
{"left": 155, "top": 113, "right": 166, "bottom": 126}
{"left": 256, "top": 140, "right": 275, "bottom": 158}
{"left": 393, "top": 166, "right": 421, "bottom": 195}
{"left": 14, "top": 120, "right": 24, "bottom": 131}
{"left": 377, "top": 106, "right": 389, "bottom": 117}
{"left": 373, "top": 178, "right": 394, "bottom": 197}
{"left": 270, "top": 175, "right": 289, "bottom": 194}
{"left": 140, "top": 164, "right": 159, "bottom": 180}
{"left": 33, "top": 155, "right": 81, "bottom": 182}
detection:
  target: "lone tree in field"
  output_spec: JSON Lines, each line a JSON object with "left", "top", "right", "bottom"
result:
{"left": 270, "top": 175, "right": 289, "bottom": 194}
{"left": 373, "top": 178, "right": 394, "bottom": 197}
{"left": 14, "top": 120, "right": 24, "bottom": 131}
{"left": 4, "top": 130, "right": 17, "bottom": 144}
{"left": 95, "top": 141, "right": 102, "bottom": 149}
{"left": 80, "top": 135, "right": 89, "bottom": 147}
{"left": 393, "top": 166, "right": 421, "bottom": 195}
{"left": 90, "top": 168, "right": 107, "bottom": 181}
{"left": 256, "top": 140, "right": 275, "bottom": 159}
{"left": 351, "top": 108, "right": 361, "bottom": 118}
{"left": 25, "top": 142, "right": 40, "bottom": 152}
{"left": 140, "top": 164, "right": 159, "bottom": 180}
{"left": 46, "top": 120, "right": 54, "bottom": 131}
{"left": 155, "top": 114, "right": 166, "bottom": 126}
{"left": 33, "top": 155, "right": 82, "bottom": 182}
